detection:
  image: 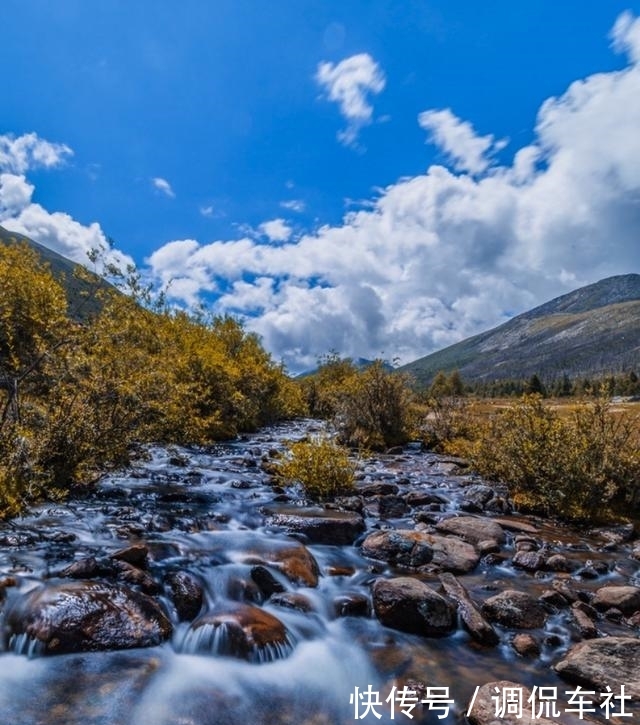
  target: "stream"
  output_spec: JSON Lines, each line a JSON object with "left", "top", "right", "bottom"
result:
{"left": 0, "top": 419, "right": 638, "bottom": 724}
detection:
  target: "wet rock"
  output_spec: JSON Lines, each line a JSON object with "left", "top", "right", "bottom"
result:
{"left": 540, "top": 589, "right": 569, "bottom": 608}
{"left": 184, "top": 603, "right": 292, "bottom": 662}
{"left": 404, "top": 491, "right": 448, "bottom": 507}
{"left": 110, "top": 543, "right": 149, "bottom": 568}
{"left": 378, "top": 494, "right": 409, "bottom": 519}
{"left": 435, "top": 516, "right": 506, "bottom": 547}
{"left": 511, "top": 633, "right": 540, "bottom": 657}
{"left": 570, "top": 601, "right": 598, "bottom": 639}
{"left": 551, "top": 579, "right": 579, "bottom": 604}
{"left": 166, "top": 571, "right": 204, "bottom": 621}
{"left": 112, "top": 561, "right": 160, "bottom": 595}
{"left": 467, "top": 681, "right": 562, "bottom": 725}
{"left": 591, "top": 585, "right": 640, "bottom": 614}
{"left": 361, "top": 530, "right": 434, "bottom": 568}
{"left": 554, "top": 637, "right": 640, "bottom": 700}
{"left": 423, "top": 533, "right": 480, "bottom": 574}
{"left": 372, "top": 577, "right": 456, "bottom": 637}
{"left": 60, "top": 556, "right": 113, "bottom": 579}
{"left": 512, "top": 550, "right": 547, "bottom": 572}
{"left": 270, "top": 592, "right": 315, "bottom": 613}
{"left": 461, "top": 484, "right": 494, "bottom": 510}
{"left": 7, "top": 582, "right": 172, "bottom": 655}
{"left": 492, "top": 518, "right": 539, "bottom": 535}
{"left": 481, "top": 590, "right": 547, "bottom": 629}
{"left": 332, "top": 495, "right": 364, "bottom": 514}
{"left": 439, "top": 572, "right": 499, "bottom": 646}
{"left": 357, "top": 482, "right": 399, "bottom": 497}
{"left": 545, "top": 554, "right": 577, "bottom": 573}
{"left": 333, "top": 593, "right": 370, "bottom": 617}
{"left": 250, "top": 565, "right": 286, "bottom": 597}
{"left": 267, "top": 510, "right": 365, "bottom": 545}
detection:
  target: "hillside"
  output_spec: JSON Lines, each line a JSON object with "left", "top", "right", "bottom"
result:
{"left": 0, "top": 225, "right": 107, "bottom": 320}
{"left": 400, "top": 274, "right": 640, "bottom": 387}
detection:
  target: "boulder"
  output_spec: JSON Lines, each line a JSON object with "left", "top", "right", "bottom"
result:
{"left": 439, "top": 572, "right": 499, "bottom": 646}
{"left": 481, "top": 589, "right": 547, "bottom": 629}
{"left": 361, "top": 530, "right": 434, "bottom": 568}
{"left": 7, "top": 582, "right": 172, "bottom": 655}
{"left": 267, "top": 510, "right": 365, "bottom": 545}
{"left": 435, "top": 516, "right": 506, "bottom": 547}
{"left": 372, "top": 577, "right": 456, "bottom": 636}
{"left": 182, "top": 603, "right": 293, "bottom": 662}
{"left": 166, "top": 571, "right": 205, "bottom": 621}
{"left": 511, "top": 633, "right": 540, "bottom": 657}
{"left": 554, "top": 637, "right": 640, "bottom": 701}
{"left": 591, "top": 585, "right": 640, "bottom": 614}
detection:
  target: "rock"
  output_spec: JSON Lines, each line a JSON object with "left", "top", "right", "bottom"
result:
{"left": 439, "top": 573, "right": 499, "bottom": 646}
{"left": 512, "top": 550, "right": 547, "bottom": 572}
{"left": 511, "top": 633, "right": 540, "bottom": 657}
{"left": 540, "top": 589, "right": 569, "bottom": 608}
{"left": 551, "top": 579, "right": 578, "bottom": 604}
{"left": 250, "top": 565, "right": 286, "bottom": 597}
{"left": 482, "top": 590, "right": 547, "bottom": 629}
{"left": 166, "top": 571, "right": 204, "bottom": 621}
{"left": 333, "top": 593, "right": 370, "bottom": 617}
{"left": 462, "top": 484, "right": 495, "bottom": 510}
{"left": 591, "top": 585, "right": 640, "bottom": 614}
{"left": 378, "top": 494, "right": 409, "bottom": 519}
{"left": 554, "top": 637, "right": 640, "bottom": 700}
{"left": 7, "top": 582, "right": 172, "bottom": 655}
{"left": 405, "top": 491, "right": 448, "bottom": 507}
{"left": 112, "top": 561, "right": 160, "bottom": 595}
{"left": 570, "top": 601, "right": 598, "bottom": 639}
{"left": 372, "top": 577, "right": 456, "bottom": 637}
{"left": 183, "top": 603, "right": 293, "bottom": 662}
{"left": 60, "top": 556, "right": 113, "bottom": 579}
{"left": 270, "top": 592, "right": 315, "bottom": 613}
{"left": 545, "top": 554, "right": 577, "bottom": 573}
{"left": 111, "top": 543, "right": 149, "bottom": 568}
{"left": 267, "top": 509, "right": 365, "bottom": 545}
{"left": 423, "top": 533, "right": 480, "bottom": 574}
{"left": 357, "top": 482, "right": 399, "bottom": 497}
{"left": 492, "top": 518, "right": 539, "bottom": 535}
{"left": 435, "top": 516, "right": 506, "bottom": 547}
{"left": 467, "top": 681, "right": 562, "bottom": 725}
{"left": 361, "top": 530, "right": 434, "bottom": 568}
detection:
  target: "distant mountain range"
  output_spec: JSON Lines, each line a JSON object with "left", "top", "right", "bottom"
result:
{"left": 399, "top": 274, "right": 640, "bottom": 386}
{"left": 0, "top": 224, "right": 109, "bottom": 320}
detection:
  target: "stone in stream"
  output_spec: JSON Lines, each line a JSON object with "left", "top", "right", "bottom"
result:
{"left": 181, "top": 603, "right": 293, "bottom": 662}
{"left": 110, "top": 543, "right": 149, "bottom": 568}
{"left": 372, "top": 577, "right": 456, "bottom": 636}
{"left": 570, "top": 601, "right": 598, "bottom": 639}
{"left": 591, "top": 585, "right": 640, "bottom": 614}
{"left": 512, "top": 550, "right": 548, "bottom": 572}
{"left": 511, "top": 633, "right": 540, "bottom": 657}
{"left": 435, "top": 516, "right": 506, "bottom": 547}
{"left": 481, "top": 589, "right": 547, "bottom": 629}
{"left": 467, "top": 681, "right": 562, "bottom": 725}
{"left": 438, "top": 572, "right": 499, "bottom": 646}
{"left": 6, "top": 581, "right": 172, "bottom": 655}
{"left": 554, "top": 637, "right": 640, "bottom": 701}
{"left": 361, "top": 529, "right": 480, "bottom": 574}
{"left": 166, "top": 571, "right": 205, "bottom": 621}
{"left": 266, "top": 508, "right": 365, "bottom": 545}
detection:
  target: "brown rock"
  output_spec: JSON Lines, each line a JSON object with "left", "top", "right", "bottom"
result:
{"left": 435, "top": 516, "right": 506, "bottom": 547}
{"left": 439, "top": 572, "right": 499, "bottom": 646}
{"left": 166, "top": 571, "right": 204, "bottom": 621}
{"left": 554, "top": 637, "right": 640, "bottom": 701}
{"left": 267, "top": 509, "right": 365, "bottom": 545}
{"left": 570, "top": 601, "right": 598, "bottom": 639}
{"left": 361, "top": 530, "right": 434, "bottom": 568}
{"left": 372, "top": 577, "right": 456, "bottom": 636}
{"left": 591, "top": 585, "right": 640, "bottom": 614}
{"left": 482, "top": 589, "right": 547, "bottom": 629}
{"left": 111, "top": 543, "right": 149, "bottom": 568}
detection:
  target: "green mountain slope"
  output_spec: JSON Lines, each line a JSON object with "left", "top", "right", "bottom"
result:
{"left": 400, "top": 274, "right": 640, "bottom": 386}
{"left": 0, "top": 225, "right": 109, "bottom": 320}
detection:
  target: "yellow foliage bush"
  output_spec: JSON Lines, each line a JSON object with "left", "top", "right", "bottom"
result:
{"left": 466, "top": 395, "right": 640, "bottom": 521}
{"left": 278, "top": 436, "right": 356, "bottom": 500}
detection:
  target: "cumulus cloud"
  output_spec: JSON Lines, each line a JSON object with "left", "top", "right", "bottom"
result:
{"left": 152, "top": 177, "right": 175, "bottom": 198}
{"left": 0, "top": 132, "right": 133, "bottom": 272}
{"left": 316, "top": 53, "right": 386, "bottom": 147}
{"left": 418, "top": 108, "right": 505, "bottom": 175}
{"left": 147, "top": 12, "right": 640, "bottom": 373}
{"left": 259, "top": 218, "right": 292, "bottom": 242}
{"left": 0, "top": 132, "right": 72, "bottom": 174}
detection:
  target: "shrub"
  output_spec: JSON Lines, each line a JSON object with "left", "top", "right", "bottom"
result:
{"left": 467, "top": 395, "right": 640, "bottom": 521}
{"left": 277, "top": 436, "right": 356, "bottom": 500}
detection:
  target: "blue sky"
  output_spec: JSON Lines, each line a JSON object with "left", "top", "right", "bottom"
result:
{"left": 2, "top": 1, "right": 640, "bottom": 371}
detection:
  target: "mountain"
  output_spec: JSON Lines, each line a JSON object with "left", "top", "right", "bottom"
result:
{"left": 400, "top": 274, "right": 640, "bottom": 387}
{"left": 0, "top": 225, "right": 110, "bottom": 320}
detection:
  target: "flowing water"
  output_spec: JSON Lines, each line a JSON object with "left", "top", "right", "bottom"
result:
{"left": 0, "top": 420, "right": 637, "bottom": 724}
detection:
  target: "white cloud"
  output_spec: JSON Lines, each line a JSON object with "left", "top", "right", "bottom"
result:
{"left": 259, "top": 218, "right": 292, "bottom": 242}
{"left": 148, "top": 12, "right": 640, "bottom": 373}
{"left": 0, "top": 133, "right": 133, "bottom": 272}
{"left": 418, "top": 108, "right": 504, "bottom": 175}
{"left": 152, "top": 177, "right": 175, "bottom": 198}
{"left": 280, "top": 199, "right": 306, "bottom": 213}
{"left": 0, "top": 132, "right": 72, "bottom": 174}
{"left": 611, "top": 10, "right": 640, "bottom": 63}
{"left": 316, "top": 53, "right": 386, "bottom": 147}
